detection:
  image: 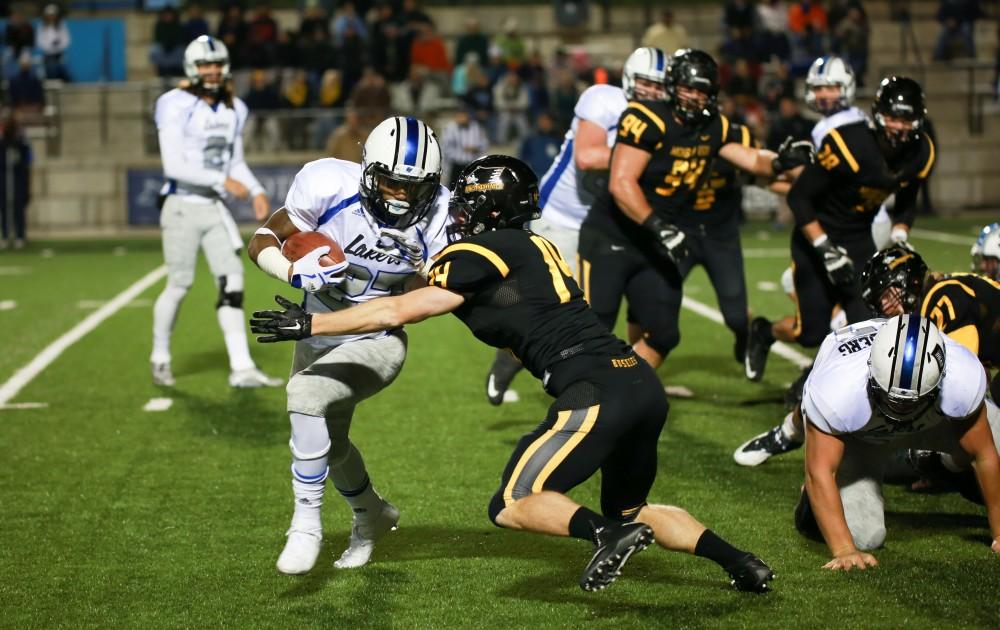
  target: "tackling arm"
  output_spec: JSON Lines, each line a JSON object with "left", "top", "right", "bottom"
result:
{"left": 311, "top": 286, "right": 466, "bottom": 335}
{"left": 956, "top": 404, "right": 1000, "bottom": 551}
{"left": 718, "top": 142, "right": 778, "bottom": 178}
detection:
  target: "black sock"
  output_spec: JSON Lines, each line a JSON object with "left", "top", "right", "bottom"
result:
{"left": 694, "top": 529, "right": 747, "bottom": 570}
{"left": 568, "top": 507, "right": 617, "bottom": 543}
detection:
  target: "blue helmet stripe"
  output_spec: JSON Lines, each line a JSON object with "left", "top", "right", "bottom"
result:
{"left": 816, "top": 56, "right": 828, "bottom": 76}
{"left": 404, "top": 117, "right": 419, "bottom": 167}
{"left": 654, "top": 48, "right": 664, "bottom": 72}
{"left": 898, "top": 313, "right": 921, "bottom": 389}
{"left": 206, "top": 37, "right": 216, "bottom": 52}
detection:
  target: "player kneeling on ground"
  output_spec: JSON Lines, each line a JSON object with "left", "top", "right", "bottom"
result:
{"left": 793, "top": 316, "right": 1000, "bottom": 568}
{"left": 251, "top": 155, "right": 775, "bottom": 592}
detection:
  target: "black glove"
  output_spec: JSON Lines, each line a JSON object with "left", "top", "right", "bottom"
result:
{"left": 813, "top": 236, "right": 855, "bottom": 288}
{"left": 641, "top": 214, "right": 689, "bottom": 285}
{"left": 772, "top": 136, "right": 815, "bottom": 174}
{"left": 250, "top": 295, "right": 313, "bottom": 343}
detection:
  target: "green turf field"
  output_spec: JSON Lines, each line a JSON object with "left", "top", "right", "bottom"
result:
{"left": 0, "top": 218, "right": 996, "bottom": 628}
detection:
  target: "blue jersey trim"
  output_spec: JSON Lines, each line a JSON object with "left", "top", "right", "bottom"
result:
{"left": 538, "top": 138, "right": 573, "bottom": 210}
{"left": 316, "top": 192, "right": 362, "bottom": 226}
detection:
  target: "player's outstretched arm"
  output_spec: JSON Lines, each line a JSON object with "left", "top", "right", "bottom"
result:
{"left": 251, "top": 286, "right": 466, "bottom": 342}
{"left": 956, "top": 404, "right": 1000, "bottom": 552}
{"left": 607, "top": 143, "right": 655, "bottom": 224}
{"left": 804, "top": 420, "right": 878, "bottom": 570}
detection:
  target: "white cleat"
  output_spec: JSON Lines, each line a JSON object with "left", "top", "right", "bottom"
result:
{"left": 276, "top": 526, "right": 323, "bottom": 575}
{"left": 229, "top": 367, "right": 284, "bottom": 388}
{"left": 334, "top": 501, "right": 400, "bottom": 569}
{"left": 152, "top": 362, "right": 175, "bottom": 387}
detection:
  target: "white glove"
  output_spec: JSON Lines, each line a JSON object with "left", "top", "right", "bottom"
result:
{"left": 890, "top": 227, "right": 909, "bottom": 245}
{"left": 290, "top": 246, "right": 348, "bottom": 293}
{"left": 376, "top": 228, "right": 424, "bottom": 266}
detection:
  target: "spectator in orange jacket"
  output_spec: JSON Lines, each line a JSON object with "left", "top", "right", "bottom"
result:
{"left": 788, "top": 0, "right": 828, "bottom": 33}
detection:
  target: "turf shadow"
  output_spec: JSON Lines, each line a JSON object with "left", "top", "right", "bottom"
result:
{"left": 170, "top": 389, "right": 287, "bottom": 445}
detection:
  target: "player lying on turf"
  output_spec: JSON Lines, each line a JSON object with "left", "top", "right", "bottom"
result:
{"left": 791, "top": 315, "right": 1000, "bottom": 568}
{"left": 251, "top": 155, "right": 775, "bottom": 593}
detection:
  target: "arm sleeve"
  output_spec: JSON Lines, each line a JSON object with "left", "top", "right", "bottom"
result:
{"left": 427, "top": 243, "right": 506, "bottom": 292}
{"left": 614, "top": 102, "right": 666, "bottom": 153}
{"left": 890, "top": 135, "right": 935, "bottom": 227}
{"left": 156, "top": 98, "right": 227, "bottom": 191}
{"left": 228, "top": 104, "right": 265, "bottom": 197}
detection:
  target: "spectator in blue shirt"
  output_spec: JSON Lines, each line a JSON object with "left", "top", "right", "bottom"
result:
{"left": 518, "top": 111, "right": 562, "bottom": 178}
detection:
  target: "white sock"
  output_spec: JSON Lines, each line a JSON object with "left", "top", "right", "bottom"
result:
{"left": 289, "top": 412, "right": 331, "bottom": 529}
{"left": 290, "top": 476, "right": 326, "bottom": 530}
{"left": 781, "top": 411, "right": 804, "bottom": 443}
{"left": 151, "top": 284, "right": 188, "bottom": 364}
{"left": 217, "top": 306, "right": 256, "bottom": 372}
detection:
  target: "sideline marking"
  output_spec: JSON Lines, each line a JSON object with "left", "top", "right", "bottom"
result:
{"left": 0, "top": 265, "right": 167, "bottom": 407}
{"left": 681, "top": 296, "right": 813, "bottom": 370}
{"left": 909, "top": 227, "right": 976, "bottom": 246}
{"left": 0, "top": 300, "right": 16, "bottom": 311}
{"left": 143, "top": 397, "right": 173, "bottom": 412}
{"left": 0, "top": 402, "right": 48, "bottom": 410}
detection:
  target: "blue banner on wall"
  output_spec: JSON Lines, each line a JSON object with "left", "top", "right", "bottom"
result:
{"left": 0, "top": 18, "right": 126, "bottom": 83}
{"left": 127, "top": 165, "right": 302, "bottom": 225}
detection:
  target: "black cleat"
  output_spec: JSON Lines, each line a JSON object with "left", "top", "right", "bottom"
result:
{"left": 744, "top": 317, "right": 774, "bottom": 382}
{"left": 580, "top": 522, "right": 654, "bottom": 592}
{"left": 794, "top": 487, "right": 822, "bottom": 540}
{"left": 486, "top": 350, "right": 523, "bottom": 406}
{"left": 725, "top": 553, "right": 775, "bottom": 593}
{"left": 906, "top": 449, "right": 984, "bottom": 504}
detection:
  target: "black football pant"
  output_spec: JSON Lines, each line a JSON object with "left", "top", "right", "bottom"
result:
{"left": 578, "top": 223, "right": 748, "bottom": 358}
{"left": 487, "top": 351, "right": 669, "bottom": 523}
{"left": 790, "top": 230, "right": 875, "bottom": 348}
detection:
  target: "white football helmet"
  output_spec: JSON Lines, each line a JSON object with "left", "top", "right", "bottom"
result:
{"left": 868, "top": 315, "right": 946, "bottom": 424}
{"left": 183, "top": 36, "right": 230, "bottom": 92}
{"left": 971, "top": 222, "right": 1000, "bottom": 280}
{"left": 360, "top": 117, "right": 442, "bottom": 229}
{"left": 804, "top": 56, "right": 855, "bottom": 115}
{"left": 622, "top": 47, "right": 668, "bottom": 100}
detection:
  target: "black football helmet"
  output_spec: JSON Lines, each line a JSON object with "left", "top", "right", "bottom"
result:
{"left": 872, "top": 76, "right": 926, "bottom": 150}
{"left": 666, "top": 49, "right": 719, "bottom": 126}
{"left": 860, "top": 245, "right": 929, "bottom": 316}
{"left": 446, "top": 155, "right": 541, "bottom": 242}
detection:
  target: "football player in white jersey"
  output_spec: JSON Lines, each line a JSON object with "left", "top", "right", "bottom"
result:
{"left": 484, "top": 47, "right": 668, "bottom": 406}
{"left": 247, "top": 116, "right": 451, "bottom": 575}
{"left": 793, "top": 316, "right": 1000, "bottom": 568}
{"left": 972, "top": 222, "right": 1000, "bottom": 281}
{"left": 150, "top": 35, "right": 281, "bottom": 388}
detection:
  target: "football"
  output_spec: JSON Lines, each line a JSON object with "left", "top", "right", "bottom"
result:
{"left": 281, "top": 231, "right": 346, "bottom": 267}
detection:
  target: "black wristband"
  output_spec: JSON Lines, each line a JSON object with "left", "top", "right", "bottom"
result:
{"left": 641, "top": 213, "right": 672, "bottom": 235}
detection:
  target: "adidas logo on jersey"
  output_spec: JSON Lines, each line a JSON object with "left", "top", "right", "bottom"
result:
{"left": 352, "top": 207, "right": 365, "bottom": 217}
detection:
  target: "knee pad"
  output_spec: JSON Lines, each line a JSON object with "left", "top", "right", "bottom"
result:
{"left": 216, "top": 274, "right": 244, "bottom": 309}
{"left": 641, "top": 324, "right": 680, "bottom": 357}
{"left": 289, "top": 412, "right": 331, "bottom": 459}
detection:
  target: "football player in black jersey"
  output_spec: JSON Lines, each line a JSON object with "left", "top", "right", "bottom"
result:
{"left": 733, "top": 244, "right": 1000, "bottom": 471}
{"left": 578, "top": 48, "right": 813, "bottom": 370}
{"left": 250, "top": 155, "right": 775, "bottom": 593}
{"left": 744, "top": 76, "right": 936, "bottom": 382}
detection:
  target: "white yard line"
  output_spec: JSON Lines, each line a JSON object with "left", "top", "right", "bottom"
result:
{"left": 681, "top": 296, "right": 814, "bottom": 370}
{"left": 142, "top": 397, "right": 173, "bottom": 412}
{"left": 909, "top": 227, "right": 977, "bottom": 246}
{"left": 0, "top": 265, "right": 167, "bottom": 407}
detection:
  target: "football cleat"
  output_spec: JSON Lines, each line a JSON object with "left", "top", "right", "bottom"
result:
{"left": 229, "top": 367, "right": 284, "bottom": 388}
{"left": 334, "top": 500, "right": 400, "bottom": 569}
{"left": 152, "top": 362, "right": 175, "bottom": 387}
{"left": 579, "top": 522, "right": 655, "bottom": 592}
{"left": 725, "top": 553, "right": 775, "bottom": 593}
{"left": 906, "top": 449, "right": 983, "bottom": 504}
{"left": 744, "top": 317, "right": 774, "bottom": 382}
{"left": 733, "top": 425, "right": 802, "bottom": 467}
{"left": 486, "top": 351, "right": 522, "bottom": 406}
{"left": 276, "top": 526, "right": 323, "bottom": 575}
